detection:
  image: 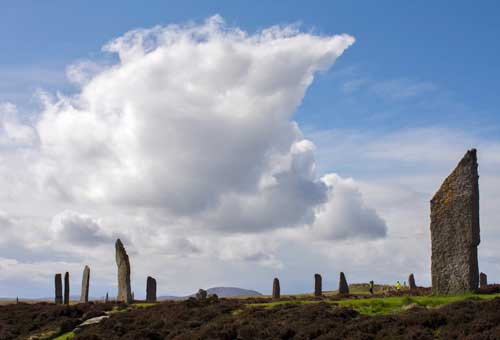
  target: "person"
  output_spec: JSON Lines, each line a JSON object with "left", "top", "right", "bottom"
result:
{"left": 395, "top": 281, "right": 401, "bottom": 291}
{"left": 369, "top": 280, "right": 374, "bottom": 294}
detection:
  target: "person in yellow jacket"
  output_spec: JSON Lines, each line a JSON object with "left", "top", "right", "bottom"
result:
{"left": 395, "top": 281, "right": 401, "bottom": 291}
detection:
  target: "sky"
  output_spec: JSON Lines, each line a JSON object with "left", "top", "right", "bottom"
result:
{"left": 1, "top": 1, "right": 499, "bottom": 299}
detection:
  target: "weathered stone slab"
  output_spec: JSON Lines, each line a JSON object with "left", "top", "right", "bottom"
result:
{"left": 408, "top": 273, "right": 417, "bottom": 290}
{"left": 272, "top": 278, "right": 280, "bottom": 299}
{"left": 115, "top": 239, "right": 132, "bottom": 303}
{"left": 146, "top": 276, "right": 157, "bottom": 303}
{"left": 64, "top": 272, "right": 70, "bottom": 305}
{"left": 480, "top": 272, "right": 487, "bottom": 288}
{"left": 74, "top": 315, "right": 110, "bottom": 334}
{"left": 80, "top": 265, "right": 90, "bottom": 303}
{"left": 54, "top": 273, "right": 62, "bottom": 304}
{"left": 338, "top": 272, "right": 349, "bottom": 294}
{"left": 314, "top": 274, "right": 322, "bottom": 297}
{"left": 431, "top": 149, "right": 480, "bottom": 294}
{"left": 79, "top": 315, "right": 109, "bottom": 327}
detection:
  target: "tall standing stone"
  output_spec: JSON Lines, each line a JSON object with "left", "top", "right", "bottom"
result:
{"left": 115, "top": 239, "right": 132, "bottom": 303}
{"left": 408, "top": 273, "right": 417, "bottom": 290}
{"left": 272, "top": 278, "right": 280, "bottom": 299}
{"left": 64, "top": 272, "right": 70, "bottom": 305}
{"left": 55, "top": 273, "right": 63, "bottom": 304}
{"left": 105, "top": 292, "right": 109, "bottom": 303}
{"left": 431, "top": 149, "right": 480, "bottom": 295}
{"left": 314, "top": 274, "right": 322, "bottom": 297}
{"left": 146, "top": 276, "right": 157, "bottom": 303}
{"left": 480, "top": 272, "right": 487, "bottom": 288}
{"left": 80, "top": 265, "right": 90, "bottom": 303}
{"left": 338, "top": 272, "right": 349, "bottom": 295}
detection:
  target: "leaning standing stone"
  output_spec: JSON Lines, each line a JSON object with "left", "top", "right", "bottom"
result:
{"left": 408, "top": 273, "right": 417, "bottom": 290}
{"left": 54, "top": 274, "right": 62, "bottom": 304}
{"left": 80, "top": 265, "right": 90, "bottom": 303}
{"left": 480, "top": 272, "right": 488, "bottom": 288}
{"left": 339, "top": 272, "right": 349, "bottom": 295}
{"left": 115, "top": 239, "right": 133, "bottom": 303}
{"left": 64, "top": 272, "right": 70, "bottom": 305}
{"left": 146, "top": 276, "right": 157, "bottom": 303}
{"left": 430, "top": 149, "right": 480, "bottom": 294}
{"left": 314, "top": 273, "right": 322, "bottom": 297}
{"left": 272, "top": 278, "right": 280, "bottom": 299}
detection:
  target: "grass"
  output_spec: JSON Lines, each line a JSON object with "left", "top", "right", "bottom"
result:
{"left": 246, "top": 293, "right": 500, "bottom": 316}
{"left": 131, "top": 302, "right": 156, "bottom": 308}
{"left": 339, "top": 293, "right": 500, "bottom": 315}
{"left": 53, "top": 331, "right": 76, "bottom": 340}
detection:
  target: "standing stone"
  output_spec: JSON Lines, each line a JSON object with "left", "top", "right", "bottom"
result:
{"left": 55, "top": 273, "right": 63, "bottom": 304}
{"left": 105, "top": 292, "right": 109, "bottom": 303}
{"left": 80, "top": 265, "right": 90, "bottom": 303}
{"left": 431, "top": 149, "right": 480, "bottom": 295}
{"left": 408, "top": 273, "right": 417, "bottom": 290}
{"left": 115, "top": 239, "right": 132, "bottom": 303}
{"left": 272, "top": 278, "right": 280, "bottom": 300}
{"left": 146, "top": 276, "right": 157, "bottom": 303}
{"left": 64, "top": 272, "right": 70, "bottom": 305}
{"left": 339, "top": 272, "right": 349, "bottom": 295}
{"left": 314, "top": 274, "right": 322, "bottom": 297}
{"left": 480, "top": 272, "right": 488, "bottom": 288}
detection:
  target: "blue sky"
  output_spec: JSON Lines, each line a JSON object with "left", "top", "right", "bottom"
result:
{"left": 1, "top": 2, "right": 499, "bottom": 298}
{"left": 2, "top": 1, "right": 499, "bottom": 132}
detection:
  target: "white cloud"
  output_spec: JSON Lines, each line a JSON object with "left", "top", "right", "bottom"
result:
{"left": 214, "top": 234, "right": 283, "bottom": 269}
{"left": 49, "top": 210, "right": 117, "bottom": 246}
{"left": 312, "top": 174, "right": 387, "bottom": 240}
{"left": 24, "top": 15, "right": 360, "bottom": 235}
{"left": 0, "top": 102, "right": 36, "bottom": 146}
{"left": 66, "top": 60, "right": 107, "bottom": 86}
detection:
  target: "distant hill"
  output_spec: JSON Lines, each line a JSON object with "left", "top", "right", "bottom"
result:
{"left": 159, "top": 287, "right": 262, "bottom": 300}
{"left": 205, "top": 287, "right": 262, "bottom": 297}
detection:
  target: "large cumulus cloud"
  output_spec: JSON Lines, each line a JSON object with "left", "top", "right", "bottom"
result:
{"left": 28, "top": 15, "right": 368, "bottom": 234}
{"left": 0, "top": 16, "right": 392, "bottom": 297}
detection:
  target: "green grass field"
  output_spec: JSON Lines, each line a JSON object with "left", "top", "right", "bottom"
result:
{"left": 247, "top": 293, "right": 500, "bottom": 316}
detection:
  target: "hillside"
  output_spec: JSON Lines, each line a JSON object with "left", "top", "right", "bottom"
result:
{"left": 159, "top": 287, "right": 262, "bottom": 300}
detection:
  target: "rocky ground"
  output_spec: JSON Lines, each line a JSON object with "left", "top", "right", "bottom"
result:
{"left": 2, "top": 294, "right": 500, "bottom": 340}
